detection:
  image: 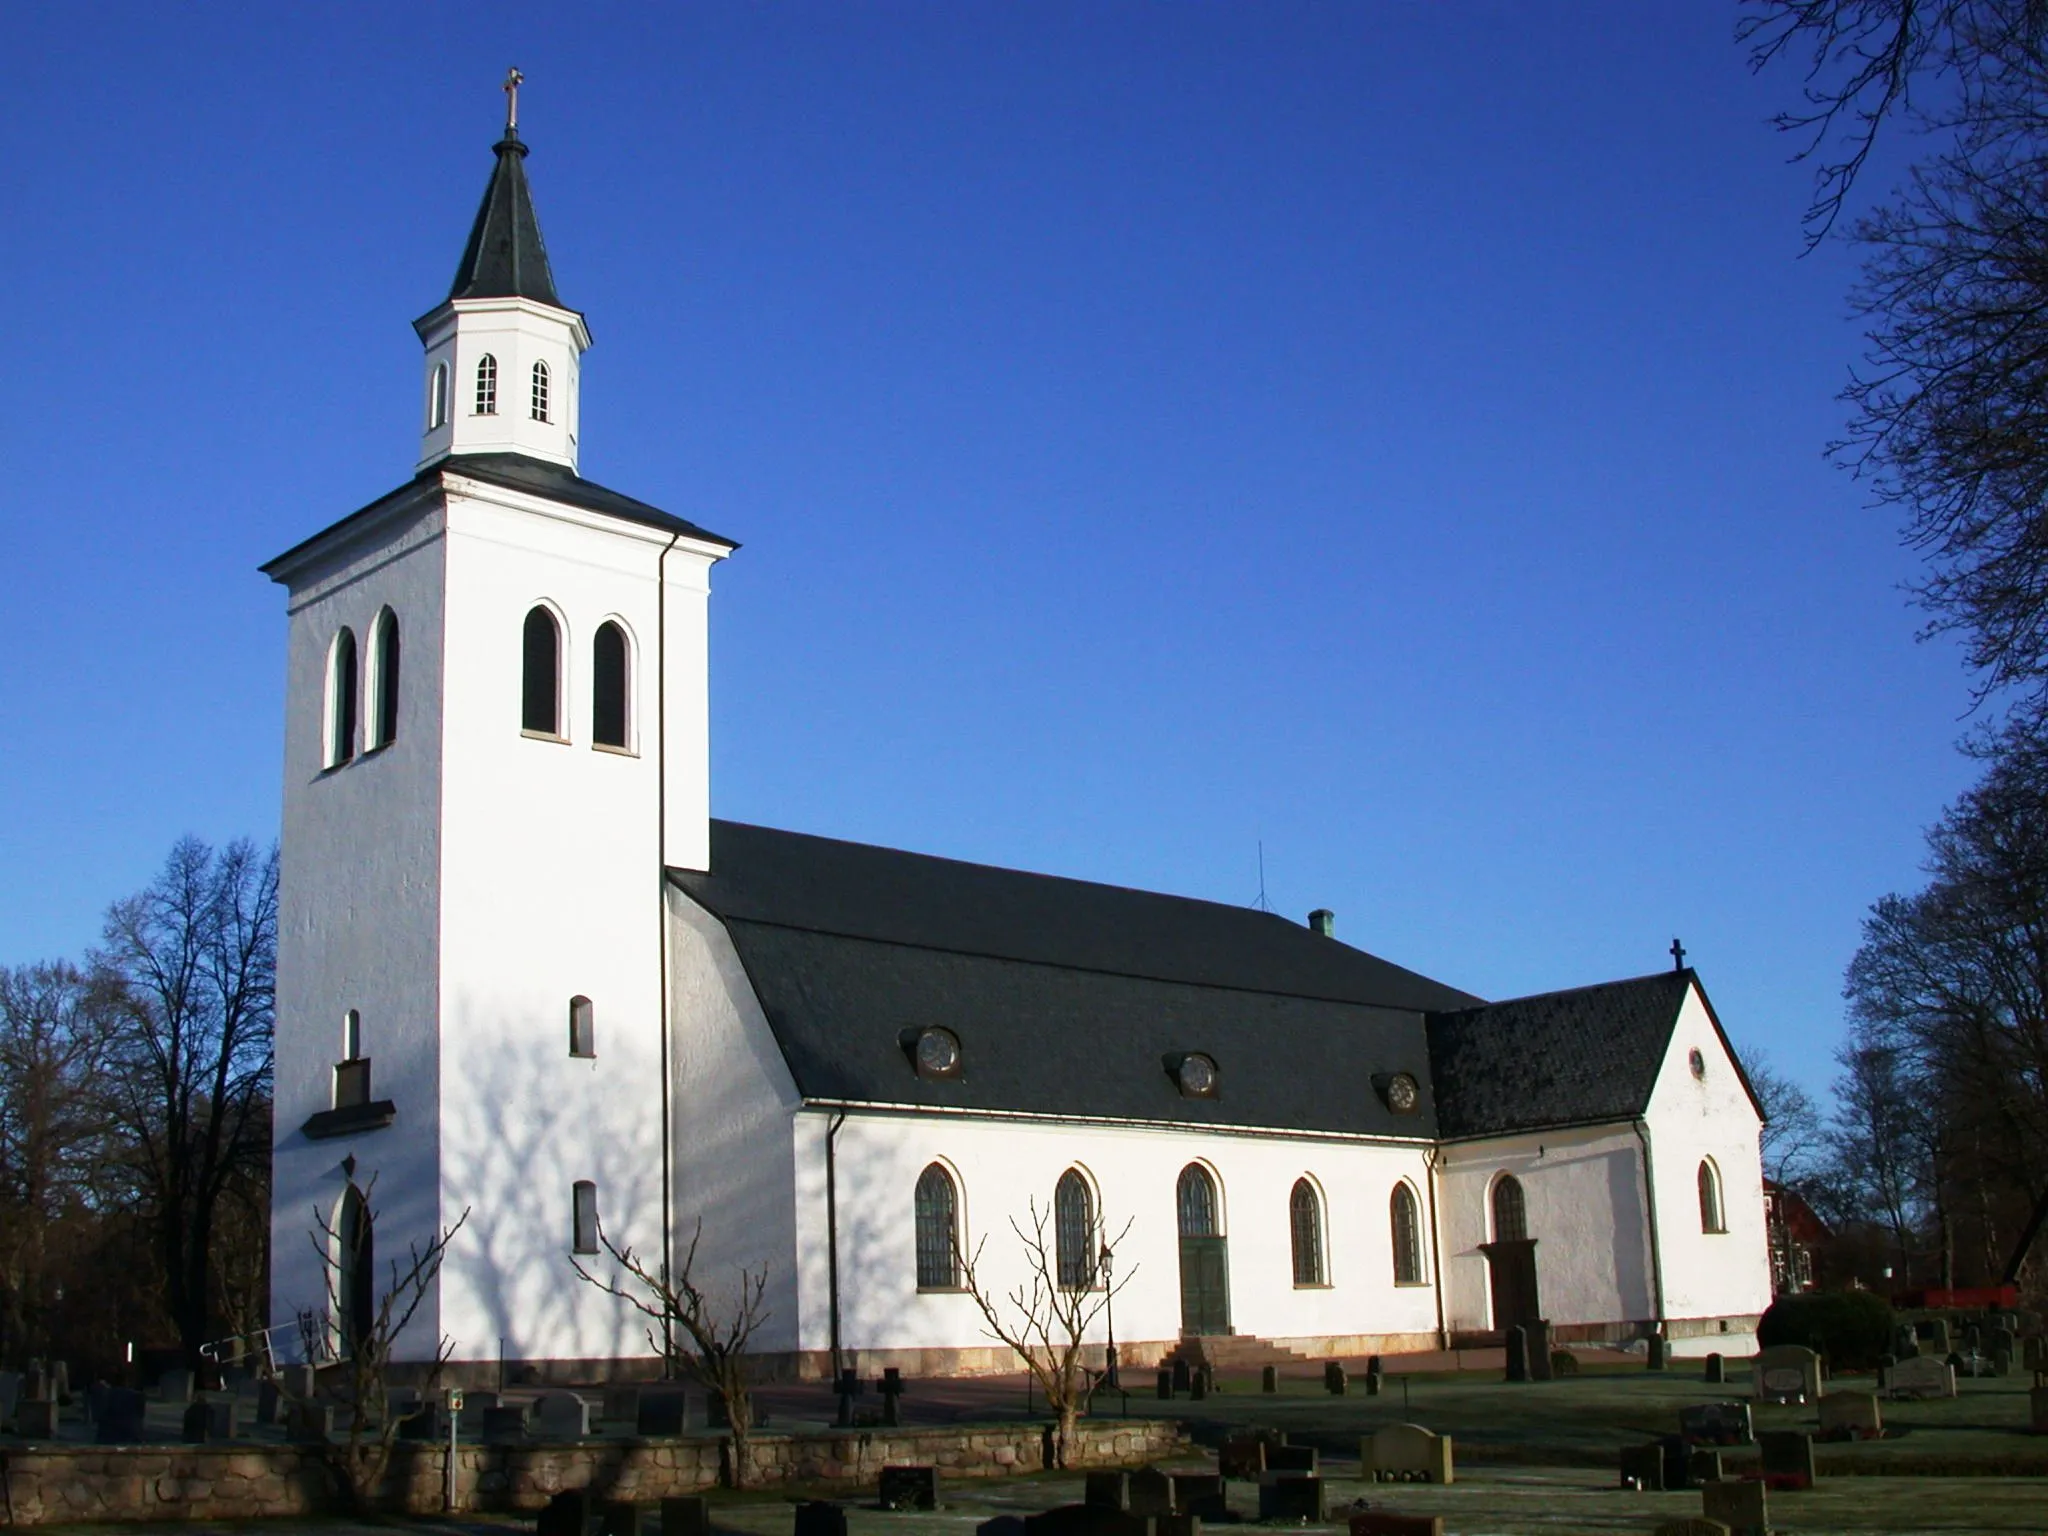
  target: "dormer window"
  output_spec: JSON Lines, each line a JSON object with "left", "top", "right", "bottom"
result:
{"left": 476, "top": 354, "right": 498, "bottom": 415}
{"left": 531, "top": 360, "right": 551, "bottom": 423}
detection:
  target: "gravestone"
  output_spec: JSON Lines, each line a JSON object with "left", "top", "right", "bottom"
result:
{"left": 281, "top": 1364, "right": 317, "bottom": 1401}
{"left": 1218, "top": 1435, "right": 1267, "bottom": 1479}
{"left": 2024, "top": 1334, "right": 2048, "bottom": 1374}
{"left": 1660, "top": 1435, "right": 1693, "bottom": 1490}
{"left": 1128, "top": 1468, "right": 1175, "bottom": 1517}
{"left": 1703, "top": 1353, "right": 1725, "bottom": 1385}
{"left": 50, "top": 1361, "right": 70, "bottom": 1403}
{"left": 96, "top": 1386, "right": 146, "bottom": 1443}
{"left": 287, "top": 1402, "right": 335, "bottom": 1442}
{"left": 1619, "top": 1442, "right": 1665, "bottom": 1492}
{"left": 795, "top": 1502, "right": 850, "bottom": 1536}
{"left": 1504, "top": 1325, "right": 1529, "bottom": 1383}
{"left": 1883, "top": 1355, "right": 1957, "bottom": 1399}
{"left": 1652, "top": 1522, "right": 1731, "bottom": 1536}
{"left": 1362, "top": 1423, "right": 1453, "bottom": 1484}
{"left": 1894, "top": 1323, "right": 1919, "bottom": 1359}
{"left": 1648, "top": 1333, "right": 1668, "bottom": 1371}
{"left": 1550, "top": 1350, "right": 1580, "bottom": 1378}
{"left": 2030, "top": 1385, "right": 2048, "bottom": 1434}
{"left": 1261, "top": 1365, "right": 1277, "bottom": 1394}
{"left": 1963, "top": 1323, "right": 1982, "bottom": 1354}
{"left": 1187, "top": 1368, "right": 1208, "bottom": 1402}
{"left": 1526, "top": 1320, "right": 1555, "bottom": 1381}
{"left": 599, "top": 1503, "right": 640, "bottom": 1536}
{"left": 662, "top": 1496, "right": 711, "bottom": 1536}
{"left": 1324, "top": 1360, "right": 1347, "bottom": 1395}
{"left": 638, "top": 1389, "right": 688, "bottom": 1436}
{"left": 1990, "top": 1326, "right": 2017, "bottom": 1364}
{"left": 879, "top": 1465, "right": 939, "bottom": 1511}
{"left": 0, "top": 1371, "right": 19, "bottom": 1429}
{"left": 400, "top": 1404, "right": 447, "bottom": 1441}
{"left": 1915, "top": 1317, "right": 1951, "bottom": 1353}
{"left": 1702, "top": 1478, "right": 1768, "bottom": 1536}
{"left": 181, "top": 1397, "right": 236, "bottom": 1442}
{"left": 1758, "top": 1429, "right": 1816, "bottom": 1491}
{"left": 535, "top": 1391, "right": 592, "bottom": 1440}
{"left": 157, "top": 1367, "right": 194, "bottom": 1405}
{"left": 1086, "top": 1472, "right": 1130, "bottom": 1510}
{"left": 15, "top": 1399, "right": 59, "bottom": 1439}
{"left": 1255, "top": 1475, "right": 1324, "bottom": 1522}
{"left": 1752, "top": 1344, "right": 1821, "bottom": 1404}
{"left": 1155, "top": 1369, "right": 1173, "bottom": 1400}
{"left": 603, "top": 1385, "right": 641, "bottom": 1425}
{"left": 536, "top": 1489, "right": 594, "bottom": 1536}
{"left": 1687, "top": 1448, "right": 1723, "bottom": 1485}
{"left": 1171, "top": 1473, "right": 1227, "bottom": 1520}
{"left": 1025, "top": 1506, "right": 1152, "bottom": 1536}
{"left": 482, "top": 1404, "right": 529, "bottom": 1444}
{"left": 1266, "top": 1445, "right": 1317, "bottom": 1474}
{"left": 877, "top": 1367, "right": 906, "bottom": 1427}
{"left": 1153, "top": 1514, "right": 1199, "bottom": 1536}
{"left": 1817, "top": 1390, "right": 1882, "bottom": 1441}
{"left": 1364, "top": 1369, "right": 1383, "bottom": 1396}
{"left": 25, "top": 1367, "right": 47, "bottom": 1402}
{"left": 1348, "top": 1515, "right": 1444, "bottom": 1536}
{"left": 1678, "top": 1401, "right": 1753, "bottom": 1446}
{"left": 1171, "top": 1359, "right": 1191, "bottom": 1395}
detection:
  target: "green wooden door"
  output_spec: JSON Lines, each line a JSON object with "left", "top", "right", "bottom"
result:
{"left": 1178, "top": 1236, "right": 1232, "bottom": 1334}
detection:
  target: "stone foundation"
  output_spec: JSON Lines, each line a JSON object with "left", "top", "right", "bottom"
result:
{"left": 0, "top": 1420, "right": 1186, "bottom": 1526}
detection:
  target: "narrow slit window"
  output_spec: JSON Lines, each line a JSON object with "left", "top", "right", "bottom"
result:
{"left": 327, "top": 627, "right": 358, "bottom": 768}
{"left": 572, "top": 1180, "right": 599, "bottom": 1254}
{"left": 569, "top": 995, "right": 595, "bottom": 1058}
{"left": 914, "top": 1163, "right": 959, "bottom": 1289}
{"left": 531, "top": 359, "right": 551, "bottom": 422}
{"left": 428, "top": 362, "right": 447, "bottom": 430}
{"left": 1391, "top": 1182, "right": 1424, "bottom": 1284}
{"left": 334, "top": 1010, "right": 368, "bottom": 1108}
{"left": 370, "top": 609, "right": 400, "bottom": 748}
{"left": 1698, "top": 1159, "right": 1726, "bottom": 1234}
{"left": 1289, "top": 1178, "right": 1325, "bottom": 1285}
{"left": 476, "top": 353, "right": 498, "bottom": 415}
{"left": 592, "top": 621, "right": 629, "bottom": 748}
{"left": 1054, "top": 1169, "right": 1096, "bottom": 1289}
{"left": 522, "top": 606, "right": 561, "bottom": 736}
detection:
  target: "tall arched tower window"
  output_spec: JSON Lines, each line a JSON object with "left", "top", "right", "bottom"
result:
{"left": 531, "top": 359, "right": 551, "bottom": 422}
{"left": 475, "top": 353, "right": 498, "bottom": 415}
{"left": 369, "top": 608, "right": 400, "bottom": 749}
{"left": 1054, "top": 1169, "right": 1095, "bottom": 1289}
{"left": 326, "top": 627, "right": 358, "bottom": 768}
{"left": 337, "top": 1183, "right": 374, "bottom": 1357}
{"left": 914, "top": 1163, "right": 959, "bottom": 1289}
{"left": 1698, "top": 1158, "right": 1726, "bottom": 1233}
{"left": 1390, "top": 1182, "right": 1425, "bottom": 1284}
{"left": 592, "top": 621, "right": 630, "bottom": 748}
{"left": 522, "top": 606, "right": 561, "bottom": 736}
{"left": 1289, "top": 1178, "right": 1326, "bottom": 1285}
{"left": 1492, "top": 1174, "right": 1528, "bottom": 1242}
{"left": 427, "top": 362, "right": 448, "bottom": 430}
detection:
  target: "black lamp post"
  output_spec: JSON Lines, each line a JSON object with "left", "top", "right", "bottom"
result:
{"left": 1100, "top": 1240, "right": 1119, "bottom": 1389}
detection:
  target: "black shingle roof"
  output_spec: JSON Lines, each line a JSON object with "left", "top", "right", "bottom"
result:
{"left": 1425, "top": 971, "right": 1697, "bottom": 1139}
{"left": 260, "top": 453, "right": 735, "bottom": 577}
{"left": 672, "top": 820, "right": 1480, "bottom": 1137}
{"left": 449, "top": 131, "right": 563, "bottom": 308}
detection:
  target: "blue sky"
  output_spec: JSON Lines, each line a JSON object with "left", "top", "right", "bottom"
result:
{"left": 0, "top": 4, "right": 1972, "bottom": 1097}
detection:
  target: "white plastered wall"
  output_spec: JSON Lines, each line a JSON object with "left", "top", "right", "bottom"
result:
{"left": 270, "top": 496, "right": 449, "bottom": 1358}
{"left": 1436, "top": 1124, "right": 1657, "bottom": 1337}
{"left": 1641, "top": 984, "right": 1772, "bottom": 1353}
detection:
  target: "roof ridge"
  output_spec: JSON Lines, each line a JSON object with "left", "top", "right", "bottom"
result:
{"left": 1432, "top": 967, "right": 1688, "bottom": 1018}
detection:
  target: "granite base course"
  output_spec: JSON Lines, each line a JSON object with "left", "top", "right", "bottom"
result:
{"left": 0, "top": 1421, "right": 1185, "bottom": 1526}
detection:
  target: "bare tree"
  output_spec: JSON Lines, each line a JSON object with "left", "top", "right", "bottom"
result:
{"left": 0, "top": 962, "right": 121, "bottom": 1365}
{"left": 96, "top": 837, "right": 277, "bottom": 1364}
{"left": 952, "top": 1199, "right": 1134, "bottom": 1470}
{"left": 570, "top": 1219, "right": 770, "bottom": 1487}
{"left": 282, "top": 1176, "right": 469, "bottom": 1516}
{"left": 1745, "top": 1050, "right": 1827, "bottom": 1189}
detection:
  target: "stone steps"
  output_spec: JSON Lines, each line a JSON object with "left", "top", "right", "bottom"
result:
{"left": 1161, "top": 1335, "right": 1312, "bottom": 1371}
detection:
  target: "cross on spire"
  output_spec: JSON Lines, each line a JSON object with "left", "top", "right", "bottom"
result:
{"left": 1670, "top": 937, "right": 1687, "bottom": 971}
{"left": 503, "top": 67, "right": 524, "bottom": 133}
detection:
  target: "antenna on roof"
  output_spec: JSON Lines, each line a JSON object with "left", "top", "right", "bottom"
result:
{"left": 1251, "top": 840, "right": 1273, "bottom": 913}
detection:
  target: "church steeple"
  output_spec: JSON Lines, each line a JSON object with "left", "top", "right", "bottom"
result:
{"left": 414, "top": 72, "right": 590, "bottom": 474}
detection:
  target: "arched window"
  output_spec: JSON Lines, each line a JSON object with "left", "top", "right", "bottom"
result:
{"left": 1289, "top": 1178, "right": 1325, "bottom": 1285}
{"left": 569, "top": 995, "right": 595, "bottom": 1058}
{"left": 571, "top": 1180, "right": 599, "bottom": 1254}
{"left": 1492, "top": 1174, "right": 1528, "bottom": 1243}
{"left": 337, "top": 1183, "right": 374, "bottom": 1358}
{"left": 592, "top": 621, "right": 629, "bottom": 748}
{"left": 914, "top": 1163, "right": 959, "bottom": 1289}
{"left": 370, "top": 608, "right": 400, "bottom": 749}
{"left": 427, "top": 362, "right": 447, "bottom": 430}
{"left": 522, "top": 606, "right": 561, "bottom": 736}
{"left": 1698, "top": 1158, "right": 1726, "bottom": 1234}
{"left": 326, "top": 627, "right": 358, "bottom": 767}
{"left": 1177, "top": 1163, "right": 1219, "bottom": 1237}
{"left": 1391, "top": 1183, "right": 1424, "bottom": 1284}
{"left": 1055, "top": 1169, "right": 1095, "bottom": 1289}
{"left": 475, "top": 353, "right": 498, "bottom": 415}
{"left": 531, "top": 359, "right": 551, "bottom": 423}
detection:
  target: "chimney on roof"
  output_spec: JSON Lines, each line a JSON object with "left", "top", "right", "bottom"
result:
{"left": 1308, "top": 908, "right": 1335, "bottom": 938}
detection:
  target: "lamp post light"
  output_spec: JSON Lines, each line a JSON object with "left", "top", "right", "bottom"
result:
{"left": 1100, "top": 1241, "right": 1119, "bottom": 1390}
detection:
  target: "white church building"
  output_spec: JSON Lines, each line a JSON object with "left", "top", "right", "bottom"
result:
{"left": 266, "top": 97, "right": 1774, "bottom": 1383}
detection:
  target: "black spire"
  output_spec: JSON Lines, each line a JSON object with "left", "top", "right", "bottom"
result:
{"left": 448, "top": 81, "right": 563, "bottom": 307}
